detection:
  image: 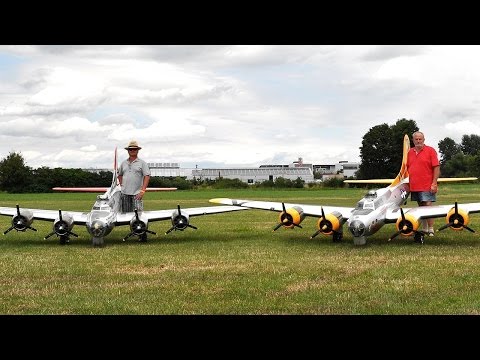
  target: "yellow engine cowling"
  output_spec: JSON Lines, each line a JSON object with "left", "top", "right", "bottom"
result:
{"left": 279, "top": 206, "right": 305, "bottom": 229}
{"left": 316, "top": 211, "right": 343, "bottom": 236}
{"left": 445, "top": 206, "right": 470, "bottom": 231}
{"left": 395, "top": 213, "right": 421, "bottom": 236}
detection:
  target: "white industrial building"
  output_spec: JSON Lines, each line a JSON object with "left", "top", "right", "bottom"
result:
{"left": 192, "top": 167, "right": 314, "bottom": 184}
{"left": 82, "top": 159, "right": 359, "bottom": 185}
{"left": 147, "top": 162, "right": 196, "bottom": 178}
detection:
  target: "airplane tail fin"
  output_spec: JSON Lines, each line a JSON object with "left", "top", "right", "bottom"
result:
{"left": 110, "top": 146, "right": 119, "bottom": 191}
{"left": 388, "top": 134, "right": 410, "bottom": 188}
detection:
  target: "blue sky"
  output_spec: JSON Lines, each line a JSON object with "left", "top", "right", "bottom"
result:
{"left": 0, "top": 45, "right": 479, "bottom": 170}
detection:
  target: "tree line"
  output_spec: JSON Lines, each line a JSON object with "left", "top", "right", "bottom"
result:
{"left": 1, "top": 120, "right": 479, "bottom": 193}
{"left": 0, "top": 152, "right": 307, "bottom": 193}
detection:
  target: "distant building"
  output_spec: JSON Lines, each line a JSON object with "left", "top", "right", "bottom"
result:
{"left": 340, "top": 161, "right": 360, "bottom": 178}
{"left": 313, "top": 161, "right": 359, "bottom": 179}
{"left": 192, "top": 167, "right": 314, "bottom": 184}
{"left": 147, "top": 162, "right": 195, "bottom": 179}
{"left": 82, "top": 157, "right": 358, "bottom": 184}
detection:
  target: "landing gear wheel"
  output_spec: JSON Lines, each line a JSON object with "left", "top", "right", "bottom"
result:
{"left": 333, "top": 232, "right": 343, "bottom": 242}
{"left": 59, "top": 235, "right": 70, "bottom": 245}
{"left": 414, "top": 232, "right": 424, "bottom": 244}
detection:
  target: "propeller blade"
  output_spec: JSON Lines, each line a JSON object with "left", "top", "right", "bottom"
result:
{"left": 3, "top": 226, "right": 15, "bottom": 235}
{"left": 272, "top": 223, "right": 283, "bottom": 232}
{"left": 388, "top": 230, "right": 402, "bottom": 241}
{"left": 437, "top": 223, "right": 452, "bottom": 232}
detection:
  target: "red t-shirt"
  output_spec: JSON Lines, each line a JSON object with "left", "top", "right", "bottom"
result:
{"left": 407, "top": 145, "right": 439, "bottom": 191}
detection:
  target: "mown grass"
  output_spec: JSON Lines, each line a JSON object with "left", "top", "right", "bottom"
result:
{"left": 1, "top": 184, "right": 480, "bottom": 314}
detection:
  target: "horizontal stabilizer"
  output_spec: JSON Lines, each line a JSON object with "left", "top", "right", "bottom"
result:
{"left": 52, "top": 187, "right": 177, "bottom": 192}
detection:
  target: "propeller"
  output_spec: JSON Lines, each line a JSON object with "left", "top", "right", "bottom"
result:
{"left": 437, "top": 202, "right": 475, "bottom": 233}
{"left": 3, "top": 204, "right": 37, "bottom": 235}
{"left": 165, "top": 205, "right": 197, "bottom": 235}
{"left": 273, "top": 202, "right": 303, "bottom": 232}
{"left": 123, "top": 209, "right": 156, "bottom": 241}
{"left": 44, "top": 210, "right": 78, "bottom": 240}
{"left": 310, "top": 207, "right": 334, "bottom": 239}
{"left": 388, "top": 208, "right": 425, "bottom": 241}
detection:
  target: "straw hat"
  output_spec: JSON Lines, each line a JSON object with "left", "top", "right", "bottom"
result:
{"left": 124, "top": 140, "right": 142, "bottom": 150}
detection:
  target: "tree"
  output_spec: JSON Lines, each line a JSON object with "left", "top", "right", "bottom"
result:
{"left": 356, "top": 119, "right": 418, "bottom": 179}
{"left": 438, "top": 137, "right": 461, "bottom": 167}
{"left": 461, "top": 134, "right": 480, "bottom": 156}
{"left": 0, "top": 152, "right": 32, "bottom": 193}
{"left": 442, "top": 152, "right": 472, "bottom": 177}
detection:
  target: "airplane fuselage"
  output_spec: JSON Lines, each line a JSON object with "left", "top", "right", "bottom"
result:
{"left": 347, "top": 182, "right": 410, "bottom": 245}
{"left": 85, "top": 193, "right": 118, "bottom": 245}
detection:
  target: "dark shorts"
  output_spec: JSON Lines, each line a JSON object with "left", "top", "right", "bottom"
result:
{"left": 411, "top": 191, "right": 436, "bottom": 202}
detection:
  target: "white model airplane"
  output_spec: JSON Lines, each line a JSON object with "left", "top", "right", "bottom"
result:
{"left": 210, "top": 134, "right": 480, "bottom": 245}
{"left": 0, "top": 148, "right": 247, "bottom": 246}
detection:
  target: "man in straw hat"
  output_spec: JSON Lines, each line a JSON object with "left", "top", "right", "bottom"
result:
{"left": 118, "top": 140, "right": 151, "bottom": 242}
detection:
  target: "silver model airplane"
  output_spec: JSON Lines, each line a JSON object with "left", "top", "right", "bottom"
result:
{"left": 210, "top": 134, "right": 480, "bottom": 245}
{"left": 0, "top": 148, "right": 247, "bottom": 246}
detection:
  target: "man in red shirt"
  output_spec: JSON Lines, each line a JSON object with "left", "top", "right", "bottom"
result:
{"left": 407, "top": 131, "right": 440, "bottom": 239}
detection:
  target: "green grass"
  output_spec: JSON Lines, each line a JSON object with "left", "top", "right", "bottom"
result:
{"left": 1, "top": 185, "right": 480, "bottom": 314}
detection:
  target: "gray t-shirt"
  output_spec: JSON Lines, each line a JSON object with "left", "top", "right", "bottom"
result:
{"left": 118, "top": 158, "right": 151, "bottom": 195}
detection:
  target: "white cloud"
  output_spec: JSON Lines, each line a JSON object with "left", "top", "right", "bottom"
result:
{"left": 1, "top": 45, "right": 480, "bottom": 170}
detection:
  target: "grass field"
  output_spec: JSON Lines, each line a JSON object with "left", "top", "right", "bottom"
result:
{"left": 1, "top": 184, "right": 480, "bottom": 314}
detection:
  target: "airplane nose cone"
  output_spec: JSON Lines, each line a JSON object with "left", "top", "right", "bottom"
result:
{"left": 91, "top": 220, "right": 106, "bottom": 237}
{"left": 349, "top": 220, "right": 365, "bottom": 237}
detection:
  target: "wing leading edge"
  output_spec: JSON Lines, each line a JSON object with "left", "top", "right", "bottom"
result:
{"left": 209, "top": 198, "right": 355, "bottom": 219}
{"left": 114, "top": 205, "right": 248, "bottom": 225}
{"left": 0, "top": 207, "right": 89, "bottom": 224}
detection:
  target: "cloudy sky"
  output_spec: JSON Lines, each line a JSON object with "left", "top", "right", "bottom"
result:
{"left": 0, "top": 45, "right": 479, "bottom": 170}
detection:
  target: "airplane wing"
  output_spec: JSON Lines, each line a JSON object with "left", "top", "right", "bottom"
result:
{"left": 344, "top": 177, "right": 478, "bottom": 184}
{"left": 114, "top": 205, "right": 248, "bottom": 225}
{"left": 0, "top": 207, "right": 89, "bottom": 224}
{"left": 209, "top": 198, "right": 355, "bottom": 219}
{"left": 384, "top": 202, "right": 480, "bottom": 223}
{"left": 404, "top": 203, "right": 480, "bottom": 219}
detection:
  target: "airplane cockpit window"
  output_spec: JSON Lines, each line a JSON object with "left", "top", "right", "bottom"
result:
{"left": 363, "top": 200, "right": 375, "bottom": 210}
{"left": 90, "top": 210, "right": 110, "bottom": 219}
{"left": 365, "top": 190, "right": 377, "bottom": 199}
{"left": 93, "top": 200, "right": 111, "bottom": 211}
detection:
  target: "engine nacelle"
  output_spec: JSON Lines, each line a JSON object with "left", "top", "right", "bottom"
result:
{"left": 11, "top": 209, "right": 34, "bottom": 231}
{"left": 395, "top": 213, "right": 420, "bottom": 236}
{"left": 129, "top": 213, "right": 149, "bottom": 235}
{"left": 171, "top": 208, "right": 190, "bottom": 231}
{"left": 316, "top": 211, "right": 343, "bottom": 236}
{"left": 279, "top": 206, "right": 305, "bottom": 229}
{"left": 53, "top": 212, "right": 74, "bottom": 236}
{"left": 445, "top": 206, "right": 470, "bottom": 231}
